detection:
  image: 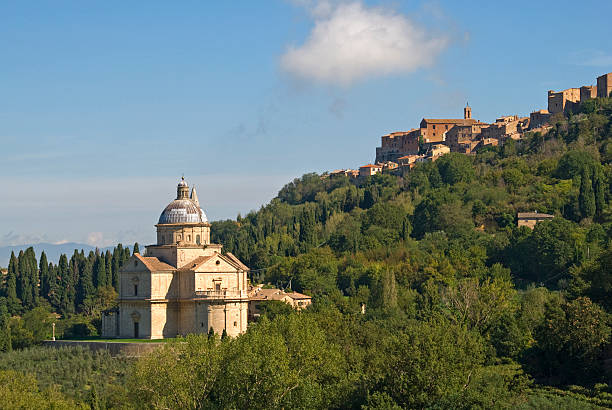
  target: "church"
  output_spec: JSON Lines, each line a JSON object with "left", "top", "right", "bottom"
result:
{"left": 101, "top": 177, "right": 250, "bottom": 339}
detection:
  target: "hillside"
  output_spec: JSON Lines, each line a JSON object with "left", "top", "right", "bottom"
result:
{"left": 0, "top": 97, "right": 611, "bottom": 408}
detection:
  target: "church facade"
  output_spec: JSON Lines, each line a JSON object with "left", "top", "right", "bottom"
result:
{"left": 101, "top": 177, "right": 250, "bottom": 339}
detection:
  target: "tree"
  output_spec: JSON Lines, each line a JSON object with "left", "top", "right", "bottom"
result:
{"left": 379, "top": 320, "right": 485, "bottom": 408}
{"left": 436, "top": 152, "right": 475, "bottom": 185}
{"left": 578, "top": 169, "right": 595, "bottom": 219}
{"left": 535, "top": 297, "right": 610, "bottom": 383}
{"left": 76, "top": 258, "right": 94, "bottom": 310}
{"left": 132, "top": 242, "right": 140, "bottom": 254}
{"left": 93, "top": 254, "right": 107, "bottom": 289}
{"left": 4, "top": 252, "right": 20, "bottom": 314}
{"left": 38, "top": 252, "right": 49, "bottom": 300}
{"left": 0, "top": 300, "right": 12, "bottom": 352}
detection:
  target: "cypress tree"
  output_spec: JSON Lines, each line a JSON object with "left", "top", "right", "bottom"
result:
{"left": 122, "top": 247, "right": 131, "bottom": 266}
{"left": 579, "top": 169, "right": 596, "bottom": 219}
{"left": 133, "top": 242, "right": 140, "bottom": 254}
{"left": 57, "top": 254, "right": 75, "bottom": 316}
{"left": 593, "top": 168, "right": 606, "bottom": 219}
{"left": 4, "top": 252, "right": 19, "bottom": 314}
{"left": 105, "top": 250, "right": 113, "bottom": 287}
{"left": 111, "top": 245, "right": 121, "bottom": 291}
{"left": 77, "top": 258, "right": 94, "bottom": 309}
{"left": 39, "top": 251, "right": 49, "bottom": 300}
{"left": 47, "top": 263, "right": 61, "bottom": 312}
{"left": 0, "top": 300, "right": 12, "bottom": 352}
{"left": 93, "top": 254, "right": 107, "bottom": 289}
{"left": 382, "top": 269, "right": 398, "bottom": 310}
{"left": 25, "top": 247, "right": 39, "bottom": 308}
{"left": 16, "top": 250, "right": 34, "bottom": 310}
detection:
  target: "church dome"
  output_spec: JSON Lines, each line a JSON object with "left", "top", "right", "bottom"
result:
{"left": 158, "top": 177, "right": 208, "bottom": 224}
{"left": 158, "top": 199, "right": 208, "bottom": 224}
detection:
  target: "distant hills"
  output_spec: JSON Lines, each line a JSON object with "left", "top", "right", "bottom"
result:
{"left": 0, "top": 242, "right": 115, "bottom": 267}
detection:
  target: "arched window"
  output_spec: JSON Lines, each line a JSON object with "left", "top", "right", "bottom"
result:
{"left": 187, "top": 235, "right": 191, "bottom": 242}
{"left": 196, "top": 235, "right": 201, "bottom": 245}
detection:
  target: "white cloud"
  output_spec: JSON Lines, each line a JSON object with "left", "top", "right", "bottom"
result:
{"left": 281, "top": 1, "right": 448, "bottom": 86}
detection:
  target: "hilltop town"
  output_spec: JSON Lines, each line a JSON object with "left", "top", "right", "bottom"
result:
{"left": 326, "top": 71, "right": 612, "bottom": 179}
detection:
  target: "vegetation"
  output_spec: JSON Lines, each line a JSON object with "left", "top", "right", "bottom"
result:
{"left": 1, "top": 97, "right": 612, "bottom": 408}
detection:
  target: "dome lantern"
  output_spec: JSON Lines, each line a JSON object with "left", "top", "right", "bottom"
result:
{"left": 177, "top": 176, "right": 189, "bottom": 200}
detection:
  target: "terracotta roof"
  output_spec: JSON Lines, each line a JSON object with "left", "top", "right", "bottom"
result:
{"left": 422, "top": 118, "right": 477, "bottom": 125}
{"left": 133, "top": 253, "right": 174, "bottom": 271}
{"left": 518, "top": 212, "right": 554, "bottom": 219}
{"left": 286, "top": 291, "right": 311, "bottom": 300}
{"left": 360, "top": 164, "right": 381, "bottom": 168}
{"left": 179, "top": 255, "right": 215, "bottom": 271}
{"left": 224, "top": 252, "right": 250, "bottom": 271}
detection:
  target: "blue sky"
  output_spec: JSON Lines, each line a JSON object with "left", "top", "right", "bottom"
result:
{"left": 1, "top": 0, "right": 611, "bottom": 248}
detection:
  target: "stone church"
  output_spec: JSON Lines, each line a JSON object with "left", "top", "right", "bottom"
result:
{"left": 101, "top": 177, "right": 250, "bottom": 339}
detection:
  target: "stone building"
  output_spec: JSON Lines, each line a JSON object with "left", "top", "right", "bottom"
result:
{"left": 445, "top": 122, "right": 488, "bottom": 153}
{"left": 481, "top": 114, "right": 527, "bottom": 141}
{"left": 517, "top": 211, "right": 554, "bottom": 229}
{"left": 359, "top": 164, "right": 382, "bottom": 177}
{"left": 548, "top": 88, "right": 580, "bottom": 114}
{"left": 597, "top": 72, "right": 612, "bottom": 98}
{"left": 375, "top": 129, "right": 419, "bottom": 163}
{"left": 102, "top": 177, "right": 250, "bottom": 339}
{"left": 580, "top": 85, "right": 597, "bottom": 101}
{"left": 419, "top": 104, "right": 480, "bottom": 144}
{"left": 247, "top": 286, "right": 312, "bottom": 321}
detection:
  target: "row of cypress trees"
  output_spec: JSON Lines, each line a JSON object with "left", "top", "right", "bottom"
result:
{"left": 1, "top": 243, "right": 138, "bottom": 317}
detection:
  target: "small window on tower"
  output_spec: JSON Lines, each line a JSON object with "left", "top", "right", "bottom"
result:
{"left": 187, "top": 235, "right": 191, "bottom": 242}
{"left": 134, "top": 284, "right": 138, "bottom": 296}
{"left": 196, "top": 235, "right": 201, "bottom": 245}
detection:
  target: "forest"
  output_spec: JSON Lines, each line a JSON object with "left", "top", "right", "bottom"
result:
{"left": 0, "top": 96, "right": 611, "bottom": 408}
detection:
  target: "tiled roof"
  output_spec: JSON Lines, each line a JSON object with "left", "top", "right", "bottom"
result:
{"left": 422, "top": 118, "right": 477, "bottom": 125}
{"left": 225, "top": 252, "right": 250, "bottom": 270}
{"left": 360, "top": 164, "right": 381, "bottom": 168}
{"left": 179, "top": 255, "right": 215, "bottom": 271}
{"left": 286, "top": 291, "right": 311, "bottom": 300}
{"left": 134, "top": 253, "right": 175, "bottom": 271}
{"left": 518, "top": 212, "right": 554, "bottom": 219}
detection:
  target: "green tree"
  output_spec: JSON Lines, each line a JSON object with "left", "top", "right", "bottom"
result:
{"left": 4, "top": 252, "right": 20, "bottom": 314}
{"left": 378, "top": 320, "right": 485, "bottom": 408}
{"left": 535, "top": 297, "right": 610, "bottom": 383}
{"left": 436, "top": 152, "right": 475, "bottom": 185}
{"left": 0, "top": 301, "right": 12, "bottom": 352}
{"left": 578, "top": 169, "right": 596, "bottom": 219}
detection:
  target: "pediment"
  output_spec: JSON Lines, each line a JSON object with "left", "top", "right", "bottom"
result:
{"left": 181, "top": 253, "right": 246, "bottom": 273}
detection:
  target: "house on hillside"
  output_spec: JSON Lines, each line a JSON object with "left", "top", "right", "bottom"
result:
{"left": 247, "top": 286, "right": 312, "bottom": 320}
{"left": 517, "top": 211, "right": 554, "bottom": 229}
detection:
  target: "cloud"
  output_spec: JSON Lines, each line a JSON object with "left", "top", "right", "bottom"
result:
{"left": 281, "top": 1, "right": 448, "bottom": 86}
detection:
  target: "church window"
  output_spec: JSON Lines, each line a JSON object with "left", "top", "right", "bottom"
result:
{"left": 216, "top": 260, "right": 221, "bottom": 265}
{"left": 234, "top": 321, "right": 237, "bottom": 327}
{"left": 196, "top": 235, "right": 201, "bottom": 245}
{"left": 177, "top": 234, "right": 182, "bottom": 241}
{"left": 187, "top": 235, "right": 191, "bottom": 242}
{"left": 134, "top": 284, "right": 138, "bottom": 296}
